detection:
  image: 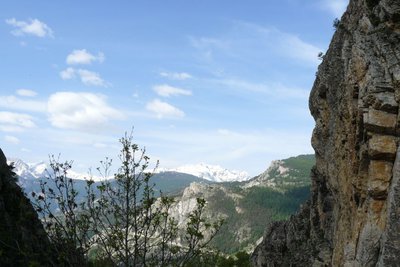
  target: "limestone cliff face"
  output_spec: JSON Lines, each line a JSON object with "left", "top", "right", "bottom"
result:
{"left": 0, "top": 149, "right": 55, "bottom": 266}
{"left": 252, "top": 0, "right": 400, "bottom": 266}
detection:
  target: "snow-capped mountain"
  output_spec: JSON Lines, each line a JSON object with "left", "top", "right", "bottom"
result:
{"left": 7, "top": 158, "right": 47, "bottom": 179}
{"left": 7, "top": 158, "right": 251, "bottom": 183}
{"left": 6, "top": 158, "right": 102, "bottom": 182}
{"left": 158, "top": 163, "right": 250, "bottom": 183}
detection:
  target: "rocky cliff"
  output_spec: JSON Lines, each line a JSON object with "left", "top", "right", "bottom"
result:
{"left": 0, "top": 149, "right": 55, "bottom": 266}
{"left": 252, "top": 0, "right": 400, "bottom": 266}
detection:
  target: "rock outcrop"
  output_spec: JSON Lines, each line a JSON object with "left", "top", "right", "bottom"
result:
{"left": 252, "top": 0, "right": 400, "bottom": 266}
{"left": 0, "top": 149, "right": 55, "bottom": 266}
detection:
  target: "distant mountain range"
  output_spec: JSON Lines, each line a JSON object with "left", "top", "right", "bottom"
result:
{"left": 8, "top": 158, "right": 251, "bottom": 184}
{"left": 158, "top": 163, "right": 250, "bottom": 182}
{"left": 6, "top": 158, "right": 212, "bottom": 203}
{"left": 7, "top": 154, "right": 315, "bottom": 254}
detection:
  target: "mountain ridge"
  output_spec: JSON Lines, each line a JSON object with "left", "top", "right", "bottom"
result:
{"left": 8, "top": 158, "right": 251, "bottom": 183}
{"left": 158, "top": 163, "right": 250, "bottom": 182}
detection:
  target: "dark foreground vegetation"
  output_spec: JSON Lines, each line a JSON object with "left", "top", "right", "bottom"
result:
{"left": 29, "top": 133, "right": 228, "bottom": 266}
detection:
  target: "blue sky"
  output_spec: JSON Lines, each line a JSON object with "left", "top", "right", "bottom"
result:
{"left": 0, "top": 0, "right": 348, "bottom": 176}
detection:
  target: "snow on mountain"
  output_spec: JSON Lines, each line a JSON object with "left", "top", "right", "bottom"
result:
{"left": 6, "top": 158, "right": 104, "bottom": 182}
{"left": 7, "top": 158, "right": 250, "bottom": 183}
{"left": 7, "top": 158, "right": 31, "bottom": 177}
{"left": 31, "top": 162, "right": 47, "bottom": 177}
{"left": 159, "top": 163, "right": 250, "bottom": 183}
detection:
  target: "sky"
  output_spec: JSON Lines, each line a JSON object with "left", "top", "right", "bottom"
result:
{"left": 0, "top": 0, "right": 349, "bottom": 176}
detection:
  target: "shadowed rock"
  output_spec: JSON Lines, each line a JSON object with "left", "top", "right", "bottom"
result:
{"left": 0, "top": 148, "right": 56, "bottom": 267}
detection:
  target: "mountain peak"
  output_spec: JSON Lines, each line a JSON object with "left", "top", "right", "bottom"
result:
{"left": 159, "top": 163, "right": 250, "bottom": 183}
{"left": 244, "top": 155, "right": 314, "bottom": 189}
{"left": 6, "top": 158, "right": 104, "bottom": 182}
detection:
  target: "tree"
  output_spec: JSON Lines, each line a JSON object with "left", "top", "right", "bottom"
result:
{"left": 33, "top": 132, "right": 223, "bottom": 267}
{"left": 32, "top": 157, "right": 92, "bottom": 266}
{"left": 333, "top": 18, "right": 340, "bottom": 29}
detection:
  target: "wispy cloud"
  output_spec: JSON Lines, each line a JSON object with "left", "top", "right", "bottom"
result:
{"left": 66, "top": 49, "right": 105, "bottom": 65}
{"left": 320, "top": 0, "right": 348, "bottom": 17}
{"left": 190, "top": 21, "right": 322, "bottom": 65}
{"left": 277, "top": 32, "right": 322, "bottom": 64}
{"left": 16, "top": 89, "right": 37, "bottom": 97}
{"left": 47, "top": 92, "right": 124, "bottom": 131}
{"left": 5, "top": 135, "right": 20, "bottom": 144}
{"left": 77, "top": 69, "right": 108, "bottom": 87}
{"left": 212, "top": 78, "right": 309, "bottom": 99}
{"left": 190, "top": 37, "right": 230, "bottom": 50}
{"left": 0, "top": 95, "right": 46, "bottom": 112}
{"left": 59, "top": 68, "right": 109, "bottom": 87}
{"left": 160, "top": 72, "right": 192, "bottom": 80}
{"left": 146, "top": 99, "right": 185, "bottom": 119}
{"left": 153, "top": 84, "right": 192, "bottom": 97}
{"left": 0, "top": 111, "right": 36, "bottom": 132}
{"left": 189, "top": 37, "right": 230, "bottom": 61}
{"left": 5, "top": 18, "right": 53, "bottom": 38}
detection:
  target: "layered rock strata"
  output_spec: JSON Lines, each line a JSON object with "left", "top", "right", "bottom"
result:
{"left": 252, "top": 0, "right": 400, "bottom": 266}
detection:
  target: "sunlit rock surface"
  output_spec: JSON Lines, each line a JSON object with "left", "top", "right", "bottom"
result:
{"left": 252, "top": 0, "right": 400, "bottom": 266}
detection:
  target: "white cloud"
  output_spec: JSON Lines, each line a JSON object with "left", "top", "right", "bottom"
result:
{"left": 5, "top": 18, "right": 53, "bottom": 37}
{"left": 47, "top": 92, "right": 124, "bottom": 131}
{"left": 5, "top": 135, "right": 20, "bottom": 144}
{"left": 153, "top": 84, "right": 192, "bottom": 97}
{"left": 0, "top": 111, "right": 36, "bottom": 132}
{"left": 59, "top": 68, "right": 108, "bottom": 87}
{"left": 160, "top": 72, "right": 192, "bottom": 80}
{"left": 321, "top": 0, "right": 348, "bottom": 17}
{"left": 279, "top": 33, "right": 321, "bottom": 65}
{"left": 60, "top": 67, "right": 76, "bottom": 80}
{"left": 16, "top": 89, "right": 37, "bottom": 97}
{"left": 0, "top": 95, "right": 46, "bottom": 112}
{"left": 78, "top": 69, "right": 108, "bottom": 87}
{"left": 146, "top": 99, "right": 185, "bottom": 119}
{"left": 66, "top": 49, "right": 105, "bottom": 65}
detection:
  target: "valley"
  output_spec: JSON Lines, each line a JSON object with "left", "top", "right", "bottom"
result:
{"left": 8, "top": 154, "right": 314, "bottom": 255}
